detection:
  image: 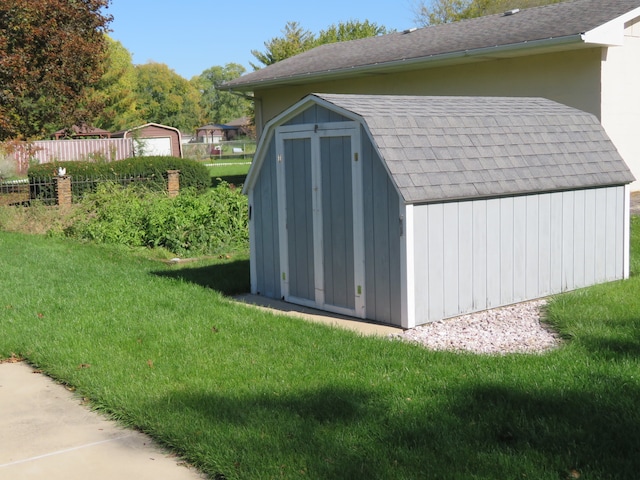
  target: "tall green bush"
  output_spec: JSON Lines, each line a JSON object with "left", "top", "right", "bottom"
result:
{"left": 65, "top": 182, "right": 248, "bottom": 256}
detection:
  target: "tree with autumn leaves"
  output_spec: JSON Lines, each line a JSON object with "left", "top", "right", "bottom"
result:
{"left": 0, "top": 0, "right": 113, "bottom": 140}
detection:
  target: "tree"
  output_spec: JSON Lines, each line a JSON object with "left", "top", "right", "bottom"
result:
{"left": 413, "top": 0, "right": 567, "bottom": 26}
{"left": 316, "top": 20, "right": 389, "bottom": 44}
{"left": 463, "top": 0, "right": 566, "bottom": 18}
{"left": 251, "top": 21, "right": 315, "bottom": 68}
{"left": 413, "top": 0, "right": 471, "bottom": 25}
{"left": 192, "top": 63, "right": 250, "bottom": 125}
{"left": 0, "top": 0, "right": 112, "bottom": 139}
{"left": 134, "top": 62, "right": 203, "bottom": 132}
{"left": 251, "top": 20, "right": 390, "bottom": 68}
{"left": 88, "top": 37, "right": 143, "bottom": 132}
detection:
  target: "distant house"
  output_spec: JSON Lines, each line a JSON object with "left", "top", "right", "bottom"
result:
{"left": 221, "top": 0, "right": 640, "bottom": 190}
{"left": 195, "top": 124, "right": 225, "bottom": 144}
{"left": 225, "top": 116, "right": 252, "bottom": 139}
{"left": 196, "top": 117, "right": 252, "bottom": 143}
{"left": 112, "top": 123, "right": 182, "bottom": 158}
{"left": 52, "top": 124, "right": 111, "bottom": 139}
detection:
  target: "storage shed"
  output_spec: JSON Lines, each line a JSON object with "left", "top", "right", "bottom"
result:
{"left": 244, "top": 94, "right": 635, "bottom": 328}
{"left": 112, "top": 123, "right": 182, "bottom": 158}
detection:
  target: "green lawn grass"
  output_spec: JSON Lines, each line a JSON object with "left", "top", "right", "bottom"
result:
{"left": 208, "top": 161, "right": 250, "bottom": 187}
{"left": 1, "top": 217, "right": 639, "bottom": 479}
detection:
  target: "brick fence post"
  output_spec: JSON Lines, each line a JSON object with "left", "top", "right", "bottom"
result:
{"left": 167, "top": 170, "right": 180, "bottom": 198}
{"left": 55, "top": 175, "right": 72, "bottom": 207}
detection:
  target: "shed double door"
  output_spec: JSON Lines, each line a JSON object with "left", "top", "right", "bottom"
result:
{"left": 276, "top": 123, "right": 365, "bottom": 318}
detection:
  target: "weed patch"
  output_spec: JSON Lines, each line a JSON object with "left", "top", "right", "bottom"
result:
{"left": 45, "top": 182, "right": 249, "bottom": 256}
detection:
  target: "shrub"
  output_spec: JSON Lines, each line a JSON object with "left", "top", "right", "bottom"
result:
{"left": 66, "top": 182, "right": 149, "bottom": 246}
{"left": 65, "top": 182, "right": 248, "bottom": 256}
{"left": 149, "top": 184, "right": 249, "bottom": 255}
{"left": 101, "top": 156, "right": 211, "bottom": 192}
{"left": 27, "top": 156, "right": 211, "bottom": 200}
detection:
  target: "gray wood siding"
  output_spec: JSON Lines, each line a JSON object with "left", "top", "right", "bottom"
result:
{"left": 252, "top": 140, "right": 281, "bottom": 298}
{"left": 362, "top": 130, "right": 402, "bottom": 325}
{"left": 284, "top": 138, "right": 315, "bottom": 301}
{"left": 321, "top": 136, "right": 355, "bottom": 309}
{"left": 284, "top": 105, "right": 350, "bottom": 126}
{"left": 412, "top": 186, "right": 627, "bottom": 324}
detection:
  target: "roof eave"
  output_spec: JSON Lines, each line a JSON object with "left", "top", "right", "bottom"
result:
{"left": 224, "top": 4, "right": 640, "bottom": 93}
{"left": 222, "top": 34, "right": 591, "bottom": 92}
{"left": 407, "top": 181, "right": 634, "bottom": 206}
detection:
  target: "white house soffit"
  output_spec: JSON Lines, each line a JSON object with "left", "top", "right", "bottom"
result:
{"left": 582, "top": 7, "right": 640, "bottom": 46}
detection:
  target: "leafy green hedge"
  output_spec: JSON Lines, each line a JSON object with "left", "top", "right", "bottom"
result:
{"left": 28, "top": 156, "right": 211, "bottom": 199}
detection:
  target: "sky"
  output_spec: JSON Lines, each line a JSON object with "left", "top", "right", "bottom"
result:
{"left": 106, "top": 0, "right": 418, "bottom": 80}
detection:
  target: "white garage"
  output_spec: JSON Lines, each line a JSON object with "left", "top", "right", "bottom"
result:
{"left": 135, "top": 137, "right": 172, "bottom": 156}
{"left": 112, "top": 123, "right": 182, "bottom": 158}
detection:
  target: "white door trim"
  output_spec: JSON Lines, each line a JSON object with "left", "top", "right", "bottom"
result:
{"left": 275, "top": 122, "right": 365, "bottom": 318}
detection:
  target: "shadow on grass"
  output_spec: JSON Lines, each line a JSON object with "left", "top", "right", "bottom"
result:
{"left": 152, "top": 378, "right": 640, "bottom": 480}
{"left": 152, "top": 258, "right": 250, "bottom": 296}
{"left": 450, "top": 383, "right": 640, "bottom": 475}
{"left": 580, "top": 334, "right": 640, "bottom": 360}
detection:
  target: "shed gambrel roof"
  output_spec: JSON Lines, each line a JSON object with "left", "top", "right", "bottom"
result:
{"left": 310, "top": 93, "right": 634, "bottom": 204}
{"left": 223, "top": 0, "right": 640, "bottom": 91}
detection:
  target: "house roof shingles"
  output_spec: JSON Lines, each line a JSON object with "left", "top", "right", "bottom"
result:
{"left": 312, "top": 93, "right": 634, "bottom": 203}
{"left": 223, "top": 0, "right": 640, "bottom": 90}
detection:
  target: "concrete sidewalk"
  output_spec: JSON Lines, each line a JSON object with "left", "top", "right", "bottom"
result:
{"left": 0, "top": 297, "right": 399, "bottom": 480}
{"left": 0, "top": 361, "right": 205, "bottom": 480}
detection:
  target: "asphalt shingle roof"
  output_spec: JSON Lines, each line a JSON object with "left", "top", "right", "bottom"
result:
{"left": 312, "top": 93, "right": 635, "bottom": 203}
{"left": 224, "top": 0, "right": 640, "bottom": 90}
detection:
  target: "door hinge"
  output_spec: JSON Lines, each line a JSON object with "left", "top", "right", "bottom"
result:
{"left": 354, "top": 152, "right": 359, "bottom": 162}
{"left": 277, "top": 153, "right": 283, "bottom": 163}
{"left": 399, "top": 215, "right": 404, "bottom": 236}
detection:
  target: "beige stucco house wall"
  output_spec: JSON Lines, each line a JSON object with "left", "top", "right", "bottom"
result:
{"left": 601, "top": 17, "right": 640, "bottom": 191}
{"left": 253, "top": 48, "right": 603, "bottom": 135}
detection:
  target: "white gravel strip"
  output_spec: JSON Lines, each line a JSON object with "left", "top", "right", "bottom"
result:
{"left": 390, "top": 299, "right": 563, "bottom": 355}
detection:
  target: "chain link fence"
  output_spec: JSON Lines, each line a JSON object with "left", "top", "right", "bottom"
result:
{"left": 182, "top": 140, "right": 256, "bottom": 162}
